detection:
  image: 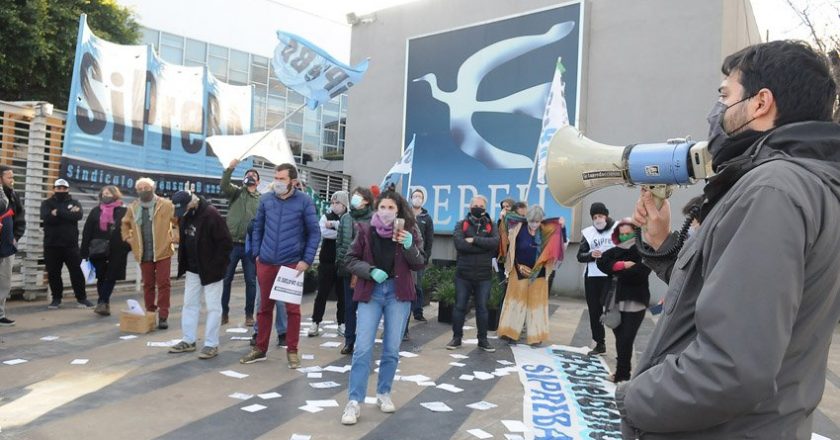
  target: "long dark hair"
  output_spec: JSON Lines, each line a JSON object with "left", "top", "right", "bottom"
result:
{"left": 375, "top": 190, "right": 416, "bottom": 231}
{"left": 352, "top": 186, "right": 375, "bottom": 209}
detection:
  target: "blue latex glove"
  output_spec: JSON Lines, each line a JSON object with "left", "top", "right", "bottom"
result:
{"left": 401, "top": 232, "right": 413, "bottom": 249}
{"left": 370, "top": 268, "right": 388, "bottom": 283}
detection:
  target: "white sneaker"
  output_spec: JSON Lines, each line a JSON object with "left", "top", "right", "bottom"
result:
{"left": 307, "top": 321, "right": 320, "bottom": 337}
{"left": 341, "top": 400, "right": 360, "bottom": 425}
{"left": 338, "top": 323, "right": 346, "bottom": 337}
{"left": 376, "top": 393, "right": 396, "bottom": 413}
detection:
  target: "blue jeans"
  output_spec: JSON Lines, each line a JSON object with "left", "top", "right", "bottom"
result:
{"left": 452, "top": 277, "right": 491, "bottom": 340}
{"left": 411, "top": 269, "right": 425, "bottom": 317}
{"left": 221, "top": 244, "right": 257, "bottom": 316}
{"left": 343, "top": 276, "right": 358, "bottom": 345}
{"left": 252, "top": 275, "right": 286, "bottom": 335}
{"left": 348, "top": 279, "right": 411, "bottom": 402}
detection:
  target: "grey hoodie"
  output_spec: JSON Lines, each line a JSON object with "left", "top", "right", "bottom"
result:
{"left": 617, "top": 121, "right": 840, "bottom": 439}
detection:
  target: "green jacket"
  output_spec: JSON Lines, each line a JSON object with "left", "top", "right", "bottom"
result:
{"left": 336, "top": 207, "right": 372, "bottom": 276}
{"left": 221, "top": 167, "right": 261, "bottom": 243}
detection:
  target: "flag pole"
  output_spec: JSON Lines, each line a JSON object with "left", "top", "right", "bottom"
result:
{"left": 236, "top": 102, "right": 307, "bottom": 161}
{"left": 523, "top": 147, "right": 541, "bottom": 202}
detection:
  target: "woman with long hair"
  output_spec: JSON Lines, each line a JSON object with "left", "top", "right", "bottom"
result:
{"left": 81, "top": 185, "right": 132, "bottom": 316}
{"left": 341, "top": 190, "right": 425, "bottom": 425}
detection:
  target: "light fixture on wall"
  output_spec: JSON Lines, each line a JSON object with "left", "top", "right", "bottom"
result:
{"left": 346, "top": 12, "right": 377, "bottom": 26}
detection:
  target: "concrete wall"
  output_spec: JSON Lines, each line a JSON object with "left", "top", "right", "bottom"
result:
{"left": 344, "top": 0, "right": 761, "bottom": 300}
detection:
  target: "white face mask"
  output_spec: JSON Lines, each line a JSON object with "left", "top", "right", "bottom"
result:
{"left": 593, "top": 219, "right": 607, "bottom": 230}
{"left": 273, "top": 180, "right": 292, "bottom": 197}
{"left": 411, "top": 196, "right": 423, "bottom": 208}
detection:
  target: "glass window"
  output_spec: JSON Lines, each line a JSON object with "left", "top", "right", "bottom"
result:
{"left": 251, "top": 55, "right": 269, "bottom": 84}
{"left": 160, "top": 32, "right": 183, "bottom": 48}
{"left": 160, "top": 45, "right": 184, "bottom": 64}
{"left": 185, "top": 39, "right": 206, "bottom": 64}
{"left": 229, "top": 70, "right": 248, "bottom": 85}
{"left": 267, "top": 95, "right": 285, "bottom": 113}
{"left": 230, "top": 50, "right": 249, "bottom": 72}
{"left": 209, "top": 57, "right": 228, "bottom": 80}
{"left": 287, "top": 91, "right": 305, "bottom": 107}
{"left": 266, "top": 110, "right": 285, "bottom": 129}
{"left": 141, "top": 28, "right": 159, "bottom": 50}
{"left": 340, "top": 95, "right": 348, "bottom": 111}
{"left": 286, "top": 123, "right": 303, "bottom": 139}
{"left": 288, "top": 109, "right": 304, "bottom": 125}
{"left": 209, "top": 44, "right": 228, "bottom": 58}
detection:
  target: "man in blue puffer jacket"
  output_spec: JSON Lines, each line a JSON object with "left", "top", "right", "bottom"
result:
{"left": 240, "top": 163, "right": 320, "bottom": 369}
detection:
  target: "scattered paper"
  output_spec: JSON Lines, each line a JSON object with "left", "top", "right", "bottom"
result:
{"left": 290, "top": 435, "right": 311, "bottom": 440}
{"left": 220, "top": 370, "right": 249, "bottom": 379}
{"left": 450, "top": 354, "right": 469, "bottom": 359}
{"left": 364, "top": 396, "right": 377, "bottom": 405}
{"left": 146, "top": 339, "right": 180, "bottom": 347}
{"left": 229, "top": 392, "right": 254, "bottom": 400}
{"left": 323, "top": 365, "right": 351, "bottom": 373}
{"left": 241, "top": 404, "right": 267, "bottom": 413}
{"left": 497, "top": 360, "right": 514, "bottom": 366}
{"left": 374, "top": 338, "right": 383, "bottom": 344}
{"left": 459, "top": 374, "right": 475, "bottom": 381}
{"left": 811, "top": 435, "right": 831, "bottom": 440}
{"left": 301, "top": 354, "right": 315, "bottom": 360}
{"left": 399, "top": 351, "right": 419, "bottom": 358}
{"left": 463, "top": 339, "right": 478, "bottom": 345}
{"left": 421, "top": 401, "right": 454, "bottom": 412}
{"left": 322, "top": 320, "right": 335, "bottom": 324}
{"left": 40, "top": 336, "right": 59, "bottom": 341}
{"left": 298, "top": 366, "right": 323, "bottom": 373}
{"left": 502, "top": 420, "right": 529, "bottom": 432}
{"left": 226, "top": 328, "right": 249, "bottom": 333}
{"left": 231, "top": 336, "right": 251, "bottom": 340}
{"left": 493, "top": 369, "right": 511, "bottom": 377}
{"left": 474, "top": 371, "right": 495, "bottom": 381}
{"left": 463, "top": 325, "right": 475, "bottom": 330}
{"left": 309, "top": 381, "right": 341, "bottom": 389}
{"left": 436, "top": 383, "right": 464, "bottom": 393}
{"left": 126, "top": 299, "right": 145, "bottom": 316}
{"left": 418, "top": 381, "right": 436, "bottom": 387}
{"left": 3, "top": 359, "right": 27, "bottom": 366}
{"left": 401, "top": 374, "right": 431, "bottom": 383}
{"left": 259, "top": 392, "right": 282, "bottom": 400}
{"left": 307, "top": 372, "right": 322, "bottom": 379}
{"left": 70, "top": 359, "right": 89, "bottom": 365}
{"left": 119, "top": 335, "right": 138, "bottom": 340}
{"left": 322, "top": 332, "right": 338, "bottom": 338}
{"left": 306, "top": 399, "right": 339, "bottom": 408}
{"left": 504, "top": 435, "right": 525, "bottom": 440}
{"left": 323, "top": 324, "right": 339, "bottom": 330}
{"left": 320, "top": 341, "right": 342, "bottom": 348}
{"left": 298, "top": 404, "right": 324, "bottom": 414}
{"left": 467, "top": 428, "right": 493, "bottom": 439}
{"left": 449, "top": 362, "right": 466, "bottom": 367}
{"left": 467, "top": 401, "right": 499, "bottom": 411}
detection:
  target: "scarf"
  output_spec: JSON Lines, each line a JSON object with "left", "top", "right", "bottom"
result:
{"left": 501, "top": 216, "right": 564, "bottom": 282}
{"left": 349, "top": 206, "right": 372, "bottom": 220}
{"left": 99, "top": 200, "right": 123, "bottom": 232}
{"left": 616, "top": 237, "right": 637, "bottom": 249}
{"left": 134, "top": 197, "right": 157, "bottom": 225}
{"left": 369, "top": 212, "right": 393, "bottom": 238}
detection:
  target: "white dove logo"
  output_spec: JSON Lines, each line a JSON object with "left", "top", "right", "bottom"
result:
{"left": 413, "top": 21, "right": 575, "bottom": 169}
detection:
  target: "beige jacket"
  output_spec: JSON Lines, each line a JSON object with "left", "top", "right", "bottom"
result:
{"left": 121, "top": 197, "right": 178, "bottom": 263}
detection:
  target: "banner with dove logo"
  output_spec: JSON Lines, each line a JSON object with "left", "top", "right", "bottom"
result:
{"left": 272, "top": 31, "right": 369, "bottom": 110}
{"left": 404, "top": 3, "right": 581, "bottom": 233}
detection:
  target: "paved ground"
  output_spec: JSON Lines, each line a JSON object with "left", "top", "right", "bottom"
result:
{"left": 1, "top": 281, "right": 839, "bottom": 440}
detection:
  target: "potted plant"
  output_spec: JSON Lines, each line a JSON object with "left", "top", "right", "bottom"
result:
{"left": 487, "top": 275, "right": 506, "bottom": 331}
{"left": 303, "top": 264, "right": 318, "bottom": 294}
{"left": 435, "top": 277, "right": 456, "bottom": 324}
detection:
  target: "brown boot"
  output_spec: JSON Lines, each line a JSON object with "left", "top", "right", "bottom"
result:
{"left": 244, "top": 314, "right": 255, "bottom": 326}
{"left": 221, "top": 313, "right": 229, "bottom": 325}
{"left": 94, "top": 303, "right": 110, "bottom": 316}
{"left": 287, "top": 351, "right": 301, "bottom": 369}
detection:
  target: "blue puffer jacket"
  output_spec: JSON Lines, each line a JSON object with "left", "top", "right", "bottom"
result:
{"left": 251, "top": 190, "right": 320, "bottom": 266}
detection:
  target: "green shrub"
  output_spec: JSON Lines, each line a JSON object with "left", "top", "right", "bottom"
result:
{"left": 488, "top": 275, "right": 506, "bottom": 309}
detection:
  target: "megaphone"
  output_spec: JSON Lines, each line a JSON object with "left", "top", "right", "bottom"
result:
{"left": 545, "top": 125, "right": 715, "bottom": 207}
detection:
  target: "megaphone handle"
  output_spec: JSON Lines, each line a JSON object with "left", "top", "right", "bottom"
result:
{"left": 644, "top": 185, "right": 673, "bottom": 210}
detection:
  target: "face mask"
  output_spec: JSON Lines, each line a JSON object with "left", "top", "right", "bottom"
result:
{"left": 101, "top": 196, "right": 115, "bottom": 204}
{"left": 706, "top": 95, "right": 755, "bottom": 159}
{"left": 332, "top": 204, "right": 346, "bottom": 215}
{"left": 351, "top": 194, "right": 364, "bottom": 209}
{"left": 593, "top": 219, "right": 607, "bottom": 230}
{"left": 54, "top": 192, "right": 69, "bottom": 201}
{"left": 411, "top": 196, "right": 423, "bottom": 208}
{"left": 243, "top": 176, "right": 257, "bottom": 187}
{"left": 619, "top": 232, "right": 635, "bottom": 242}
{"left": 138, "top": 190, "right": 154, "bottom": 202}
{"left": 470, "top": 207, "right": 485, "bottom": 218}
{"left": 378, "top": 210, "right": 396, "bottom": 224}
{"left": 273, "top": 180, "right": 292, "bottom": 197}
{"left": 528, "top": 221, "right": 541, "bottom": 230}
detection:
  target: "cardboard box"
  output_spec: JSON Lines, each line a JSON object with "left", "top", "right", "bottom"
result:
{"left": 119, "top": 311, "right": 156, "bottom": 333}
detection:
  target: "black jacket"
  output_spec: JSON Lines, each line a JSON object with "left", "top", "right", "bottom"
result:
{"left": 415, "top": 208, "right": 434, "bottom": 264}
{"left": 453, "top": 213, "right": 499, "bottom": 281}
{"left": 596, "top": 244, "right": 651, "bottom": 305}
{"left": 40, "top": 194, "right": 83, "bottom": 248}
{"left": 3, "top": 186, "right": 25, "bottom": 241}
{"left": 176, "top": 199, "right": 233, "bottom": 286}
{"left": 81, "top": 205, "right": 132, "bottom": 280}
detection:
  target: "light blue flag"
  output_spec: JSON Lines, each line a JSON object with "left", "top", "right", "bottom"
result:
{"left": 272, "top": 31, "right": 369, "bottom": 109}
{"left": 380, "top": 134, "right": 415, "bottom": 190}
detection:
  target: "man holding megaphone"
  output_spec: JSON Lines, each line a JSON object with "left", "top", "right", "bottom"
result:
{"left": 611, "top": 41, "right": 840, "bottom": 439}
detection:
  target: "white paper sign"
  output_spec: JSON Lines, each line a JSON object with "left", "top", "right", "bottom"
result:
{"left": 241, "top": 404, "right": 267, "bottom": 413}
{"left": 270, "top": 266, "right": 304, "bottom": 304}
{"left": 421, "top": 401, "right": 454, "bottom": 412}
{"left": 467, "top": 428, "right": 494, "bottom": 439}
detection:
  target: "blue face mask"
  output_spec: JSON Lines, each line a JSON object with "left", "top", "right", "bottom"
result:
{"left": 351, "top": 194, "right": 364, "bottom": 209}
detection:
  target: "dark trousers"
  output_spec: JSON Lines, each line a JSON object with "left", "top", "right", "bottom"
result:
{"left": 96, "top": 279, "right": 117, "bottom": 304}
{"left": 612, "top": 309, "right": 646, "bottom": 380}
{"left": 312, "top": 263, "right": 345, "bottom": 324}
{"left": 453, "top": 276, "right": 491, "bottom": 340}
{"left": 584, "top": 276, "right": 610, "bottom": 345}
{"left": 44, "top": 246, "right": 87, "bottom": 301}
{"left": 343, "top": 276, "right": 358, "bottom": 345}
{"left": 411, "top": 269, "right": 425, "bottom": 317}
{"left": 221, "top": 243, "right": 257, "bottom": 316}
